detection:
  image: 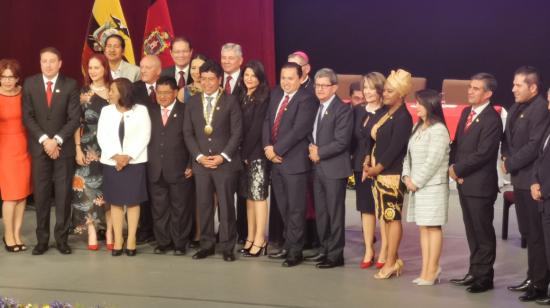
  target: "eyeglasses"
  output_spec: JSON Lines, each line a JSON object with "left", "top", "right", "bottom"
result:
{"left": 314, "top": 83, "right": 333, "bottom": 90}
{"left": 0, "top": 76, "right": 17, "bottom": 81}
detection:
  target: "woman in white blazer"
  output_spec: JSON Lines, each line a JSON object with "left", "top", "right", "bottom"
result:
{"left": 402, "top": 89, "right": 450, "bottom": 286}
{"left": 97, "top": 78, "right": 151, "bottom": 256}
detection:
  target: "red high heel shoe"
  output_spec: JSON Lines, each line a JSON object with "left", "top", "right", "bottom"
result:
{"left": 106, "top": 243, "right": 114, "bottom": 251}
{"left": 88, "top": 244, "right": 99, "bottom": 251}
{"left": 360, "top": 254, "right": 375, "bottom": 269}
{"left": 375, "top": 261, "right": 385, "bottom": 269}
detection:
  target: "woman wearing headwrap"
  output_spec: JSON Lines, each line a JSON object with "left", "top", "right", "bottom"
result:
{"left": 363, "top": 69, "right": 413, "bottom": 279}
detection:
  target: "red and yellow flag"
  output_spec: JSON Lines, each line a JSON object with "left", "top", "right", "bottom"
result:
{"left": 142, "top": 0, "right": 175, "bottom": 68}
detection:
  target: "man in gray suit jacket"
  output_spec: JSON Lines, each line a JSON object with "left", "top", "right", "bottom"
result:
{"left": 307, "top": 69, "right": 353, "bottom": 268}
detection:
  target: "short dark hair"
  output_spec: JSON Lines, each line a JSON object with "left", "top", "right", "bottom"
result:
{"left": 349, "top": 81, "right": 362, "bottom": 96}
{"left": 172, "top": 36, "right": 192, "bottom": 50}
{"left": 156, "top": 76, "right": 178, "bottom": 90}
{"left": 199, "top": 60, "right": 223, "bottom": 78}
{"left": 112, "top": 78, "right": 134, "bottom": 109}
{"left": 105, "top": 34, "right": 126, "bottom": 51}
{"left": 40, "top": 47, "right": 62, "bottom": 60}
{"left": 471, "top": 72, "right": 497, "bottom": 93}
{"left": 515, "top": 65, "right": 542, "bottom": 93}
{"left": 281, "top": 62, "right": 303, "bottom": 78}
{"left": 412, "top": 89, "right": 448, "bottom": 136}
{"left": 0, "top": 58, "right": 21, "bottom": 81}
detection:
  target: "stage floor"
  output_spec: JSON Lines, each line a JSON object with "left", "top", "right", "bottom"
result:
{"left": 0, "top": 185, "right": 529, "bottom": 308}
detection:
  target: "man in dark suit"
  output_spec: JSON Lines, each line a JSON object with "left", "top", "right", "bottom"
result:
{"left": 183, "top": 60, "right": 242, "bottom": 262}
{"left": 502, "top": 66, "right": 550, "bottom": 302}
{"left": 22, "top": 47, "right": 80, "bottom": 255}
{"left": 147, "top": 76, "right": 193, "bottom": 255}
{"left": 449, "top": 73, "right": 503, "bottom": 293}
{"left": 307, "top": 68, "right": 353, "bottom": 268}
{"left": 531, "top": 96, "right": 550, "bottom": 305}
{"left": 220, "top": 42, "right": 247, "bottom": 244}
{"left": 161, "top": 37, "right": 193, "bottom": 89}
{"left": 132, "top": 55, "right": 162, "bottom": 244}
{"left": 263, "top": 62, "right": 318, "bottom": 267}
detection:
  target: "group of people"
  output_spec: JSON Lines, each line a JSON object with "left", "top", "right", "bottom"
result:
{"left": 1, "top": 34, "right": 550, "bottom": 303}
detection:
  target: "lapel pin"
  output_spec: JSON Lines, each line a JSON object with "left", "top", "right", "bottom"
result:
{"left": 325, "top": 111, "right": 328, "bottom": 116}
{"left": 520, "top": 114, "right": 524, "bottom": 118}
{"left": 475, "top": 118, "right": 479, "bottom": 123}
{"left": 216, "top": 107, "right": 220, "bottom": 110}
{"left": 284, "top": 108, "right": 288, "bottom": 111}
{"left": 55, "top": 89, "right": 60, "bottom": 93}
{"left": 173, "top": 113, "right": 177, "bottom": 118}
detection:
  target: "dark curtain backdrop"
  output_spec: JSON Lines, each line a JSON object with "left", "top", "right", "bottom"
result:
{"left": 0, "top": 0, "right": 276, "bottom": 85}
{"left": 274, "top": 0, "right": 550, "bottom": 107}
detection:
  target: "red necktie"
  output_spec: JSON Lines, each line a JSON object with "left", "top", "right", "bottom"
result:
{"left": 224, "top": 75, "right": 232, "bottom": 95}
{"left": 464, "top": 110, "right": 476, "bottom": 132}
{"left": 178, "top": 71, "right": 185, "bottom": 89}
{"left": 149, "top": 85, "right": 156, "bottom": 103}
{"left": 46, "top": 81, "right": 53, "bottom": 107}
{"left": 271, "top": 95, "right": 290, "bottom": 144}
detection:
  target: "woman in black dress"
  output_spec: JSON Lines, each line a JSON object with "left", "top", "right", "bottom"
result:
{"left": 237, "top": 60, "right": 270, "bottom": 257}
{"left": 71, "top": 54, "right": 112, "bottom": 250}
{"left": 364, "top": 69, "right": 413, "bottom": 279}
{"left": 352, "top": 72, "right": 387, "bottom": 268}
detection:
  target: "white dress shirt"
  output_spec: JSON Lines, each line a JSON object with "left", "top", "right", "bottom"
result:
{"left": 313, "top": 95, "right": 335, "bottom": 144}
{"left": 39, "top": 74, "right": 63, "bottom": 145}
{"left": 223, "top": 70, "right": 240, "bottom": 93}
{"left": 175, "top": 65, "right": 190, "bottom": 85}
{"left": 97, "top": 104, "right": 151, "bottom": 166}
{"left": 146, "top": 82, "right": 157, "bottom": 95}
{"left": 470, "top": 101, "right": 491, "bottom": 122}
{"left": 195, "top": 90, "right": 231, "bottom": 162}
{"left": 160, "top": 100, "right": 176, "bottom": 117}
{"left": 274, "top": 91, "right": 297, "bottom": 120}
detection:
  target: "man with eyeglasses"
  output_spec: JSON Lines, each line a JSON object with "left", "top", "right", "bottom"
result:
{"left": 104, "top": 34, "right": 140, "bottom": 82}
{"left": 161, "top": 37, "right": 193, "bottom": 89}
{"left": 306, "top": 68, "right": 352, "bottom": 268}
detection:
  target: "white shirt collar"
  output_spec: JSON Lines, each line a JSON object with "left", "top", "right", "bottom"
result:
{"left": 42, "top": 74, "right": 59, "bottom": 85}
{"left": 161, "top": 100, "right": 177, "bottom": 112}
{"left": 472, "top": 101, "right": 490, "bottom": 115}
{"left": 176, "top": 64, "right": 190, "bottom": 74}
{"left": 320, "top": 95, "right": 336, "bottom": 107}
{"left": 224, "top": 70, "right": 240, "bottom": 81}
{"left": 205, "top": 90, "right": 219, "bottom": 100}
{"left": 146, "top": 82, "right": 157, "bottom": 94}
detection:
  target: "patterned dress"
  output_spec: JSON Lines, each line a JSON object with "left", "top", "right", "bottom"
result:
{"left": 71, "top": 90, "right": 108, "bottom": 232}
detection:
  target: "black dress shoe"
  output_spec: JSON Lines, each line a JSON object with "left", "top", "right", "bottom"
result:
{"left": 174, "top": 248, "right": 186, "bottom": 256}
{"left": 268, "top": 249, "right": 288, "bottom": 260}
{"left": 153, "top": 245, "right": 173, "bottom": 254}
{"left": 188, "top": 240, "right": 200, "bottom": 249}
{"left": 536, "top": 297, "right": 550, "bottom": 305}
{"left": 125, "top": 249, "right": 137, "bottom": 256}
{"left": 192, "top": 248, "right": 215, "bottom": 259}
{"left": 519, "top": 288, "right": 547, "bottom": 302}
{"left": 466, "top": 281, "right": 494, "bottom": 293}
{"left": 304, "top": 252, "right": 327, "bottom": 263}
{"left": 32, "top": 244, "right": 49, "bottom": 255}
{"left": 316, "top": 259, "right": 344, "bottom": 269}
{"left": 112, "top": 249, "right": 123, "bottom": 256}
{"left": 223, "top": 251, "right": 236, "bottom": 262}
{"left": 282, "top": 256, "right": 303, "bottom": 267}
{"left": 508, "top": 279, "right": 532, "bottom": 292}
{"left": 450, "top": 274, "right": 476, "bottom": 286}
{"left": 56, "top": 243, "right": 72, "bottom": 254}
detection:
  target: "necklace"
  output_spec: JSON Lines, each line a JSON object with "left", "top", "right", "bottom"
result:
{"left": 90, "top": 84, "right": 107, "bottom": 92}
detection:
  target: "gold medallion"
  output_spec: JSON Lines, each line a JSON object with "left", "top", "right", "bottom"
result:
{"left": 204, "top": 125, "right": 213, "bottom": 136}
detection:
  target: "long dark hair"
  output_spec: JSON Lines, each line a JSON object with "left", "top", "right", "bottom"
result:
{"left": 239, "top": 60, "right": 269, "bottom": 104}
{"left": 411, "top": 89, "right": 447, "bottom": 136}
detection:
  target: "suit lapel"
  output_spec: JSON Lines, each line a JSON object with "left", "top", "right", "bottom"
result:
{"left": 49, "top": 76, "right": 63, "bottom": 113}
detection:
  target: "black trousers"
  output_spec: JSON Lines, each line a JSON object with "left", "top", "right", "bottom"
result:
{"left": 194, "top": 171, "right": 238, "bottom": 252}
{"left": 457, "top": 189, "right": 496, "bottom": 283}
{"left": 268, "top": 186, "right": 284, "bottom": 245}
{"left": 236, "top": 195, "right": 248, "bottom": 241}
{"left": 271, "top": 167, "right": 308, "bottom": 258}
{"left": 149, "top": 172, "right": 193, "bottom": 249}
{"left": 312, "top": 169, "right": 346, "bottom": 261}
{"left": 32, "top": 154, "right": 75, "bottom": 245}
{"left": 540, "top": 199, "right": 550, "bottom": 281}
{"left": 515, "top": 188, "right": 549, "bottom": 289}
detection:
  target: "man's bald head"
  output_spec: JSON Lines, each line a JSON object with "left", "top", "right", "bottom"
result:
{"left": 140, "top": 55, "right": 162, "bottom": 84}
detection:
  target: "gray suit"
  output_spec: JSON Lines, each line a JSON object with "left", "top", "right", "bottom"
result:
{"left": 310, "top": 96, "right": 353, "bottom": 262}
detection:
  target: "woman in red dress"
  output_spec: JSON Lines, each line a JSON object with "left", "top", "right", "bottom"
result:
{"left": 0, "top": 59, "right": 32, "bottom": 252}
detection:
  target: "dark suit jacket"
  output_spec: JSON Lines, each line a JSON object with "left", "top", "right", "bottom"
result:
{"left": 161, "top": 65, "right": 191, "bottom": 86}
{"left": 450, "top": 104, "right": 503, "bottom": 197}
{"left": 22, "top": 74, "right": 81, "bottom": 158}
{"left": 183, "top": 92, "right": 243, "bottom": 174}
{"left": 222, "top": 70, "right": 245, "bottom": 97}
{"left": 241, "top": 93, "right": 270, "bottom": 161}
{"left": 309, "top": 96, "right": 353, "bottom": 179}
{"left": 147, "top": 102, "right": 191, "bottom": 183}
{"left": 262, "top": 87, "right": 318, "bottom": 174}
{"left": 532, "top": 125, "right": 550, "bottom": 199}
{"left": 351, "top": 105, "right": 387, "bottom": 172}
{"left": 372, "top": 103, "right": 413, "bottom": 175}
{"left": 300, "top": 76, "right": 315, "bottom": 96}
{"left": 132, "top": 80, "right": 156, "bottom": 109}
{"left": 502, "top": 95, "right": 550, "bottom": 190}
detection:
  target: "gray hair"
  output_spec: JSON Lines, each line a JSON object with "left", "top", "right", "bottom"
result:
{"left": 314, "top": 68, "right": 338, "bottom": 85}
{"left": 221, "top": 43, "right": 243, "bottom": 57}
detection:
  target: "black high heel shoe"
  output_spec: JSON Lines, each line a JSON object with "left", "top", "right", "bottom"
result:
{"left": 243, "top": 242, "right": 268, "bottom": 257}
{"left": 125, "top": 249, "right": 137, "bottom": 256}
{"left": 238, "top": 240, "right": 253, "bottom": 254}
{"left": 3, "top": 237, "right": 20, "bottom": 253}
{"left": 111, "top": 249, "right": 123, "bottom": 256}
